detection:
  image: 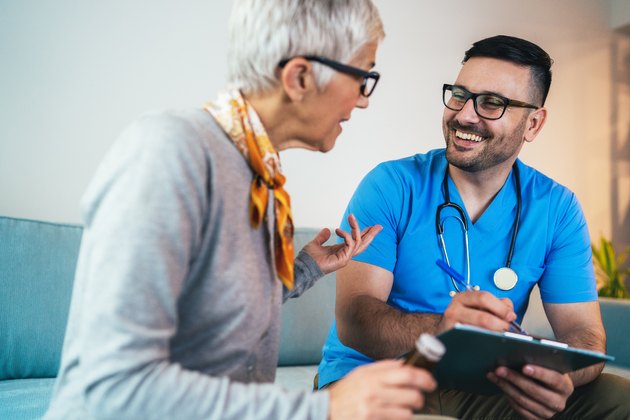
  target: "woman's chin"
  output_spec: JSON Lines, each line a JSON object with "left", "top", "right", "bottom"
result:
{"left": 279, "top": 135, "right": 338, "bottom": 153}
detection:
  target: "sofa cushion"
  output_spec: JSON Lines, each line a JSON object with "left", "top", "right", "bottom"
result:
{"left": 275, "top": 365, "right": 319, "bottom": 391}
{"left": 0, "top": 216, "right": 82, "bottom": 379}
{"left": 0, "top": 378, "right": 55, "bottom": 419}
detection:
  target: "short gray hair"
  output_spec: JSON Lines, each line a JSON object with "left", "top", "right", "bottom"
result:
{"left": 227, "top": 0, "right": 385, "bottom": 94}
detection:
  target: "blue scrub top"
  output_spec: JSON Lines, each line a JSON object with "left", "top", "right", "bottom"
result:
{"left": 317, "top": 148, "right": 596, "bottom": 387}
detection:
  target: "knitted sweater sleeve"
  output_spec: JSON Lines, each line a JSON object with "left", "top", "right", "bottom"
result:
{"left": 63, "top": 112, "right": 329, "bottom": 420}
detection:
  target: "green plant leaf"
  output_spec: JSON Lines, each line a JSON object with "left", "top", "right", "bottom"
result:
{"left": 592, "top": 236, "right": 630, "bottom": 299}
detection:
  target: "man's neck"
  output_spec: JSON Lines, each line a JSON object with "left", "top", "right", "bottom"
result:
{"left": 448, "top": 162, "right": 514, "bottom": 223}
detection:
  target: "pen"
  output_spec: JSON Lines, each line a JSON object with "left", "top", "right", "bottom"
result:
{"left": 435, "top": 259, "right": 528, "bottom": 335}
{"left": 435, "top": 259, "right": 472, "bottom": 291}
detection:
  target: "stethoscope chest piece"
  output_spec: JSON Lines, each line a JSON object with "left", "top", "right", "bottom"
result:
{"left": 493, "top": 267, "right": 518, "bottom": 291}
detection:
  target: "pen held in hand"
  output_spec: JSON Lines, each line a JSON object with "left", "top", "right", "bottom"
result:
{"left": 435, "top": 259, "right": 528, "bottom": 335}
{"left": 435, "top": 259, "right": 471, "bottom": 291}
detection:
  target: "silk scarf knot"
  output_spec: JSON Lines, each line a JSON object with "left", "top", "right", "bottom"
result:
{"left": 205, "top": 90, "right": 294, "bottom": 289}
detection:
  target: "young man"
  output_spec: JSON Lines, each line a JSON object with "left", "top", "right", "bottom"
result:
{"left": 44, "top": 1, "right": 436, "bottom": 419}
{"left": 318, "top": 35, "right": 630, "bottom": 419}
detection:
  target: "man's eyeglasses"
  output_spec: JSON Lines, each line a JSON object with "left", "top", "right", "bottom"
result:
{"left": 442, "top": 84, "right": 539, "bottom": 120}
{"left": 279, "top": 55, "right": 380, "bottom": 97}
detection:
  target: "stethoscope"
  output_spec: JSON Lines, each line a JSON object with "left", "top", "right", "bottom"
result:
{"left": 436, "top": 163, "right": 521, "bottom": 296}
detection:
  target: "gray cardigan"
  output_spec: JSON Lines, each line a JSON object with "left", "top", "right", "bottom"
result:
{"left": 45, "top": 109, "right": 329, "bottom": 419}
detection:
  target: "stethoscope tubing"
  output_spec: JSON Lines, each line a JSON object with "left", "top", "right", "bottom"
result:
{"left": 436, "top": 163, "right": 521, "bottom": 292}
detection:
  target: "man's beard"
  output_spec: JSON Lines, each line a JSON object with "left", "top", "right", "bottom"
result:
{"left": 443, "top": 119, "right": 525, "bottom": 173}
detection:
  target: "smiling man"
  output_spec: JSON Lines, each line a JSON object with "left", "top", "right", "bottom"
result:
{"left": 317, "top": 35, "right": 630, "bottom": 418}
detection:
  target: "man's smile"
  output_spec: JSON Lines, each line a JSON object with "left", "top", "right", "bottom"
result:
{"left": 455, "top": 129, "right": 484, "bottom": 143}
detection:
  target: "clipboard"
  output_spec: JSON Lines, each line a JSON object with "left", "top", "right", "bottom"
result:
{"left": 433, "top": 323, "right": 614, "bottom": 395}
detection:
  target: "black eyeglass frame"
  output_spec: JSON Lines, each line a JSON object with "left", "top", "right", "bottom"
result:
{"left": 442, "top": 84, "right": 540, "bottom": 120}
{"left": 278, "top": 55, "right": 380, "bottom": 97}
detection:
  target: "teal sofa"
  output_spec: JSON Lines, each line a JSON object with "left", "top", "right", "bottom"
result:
{"left": 1, "top": 215, "right": 629, "bottom": 418}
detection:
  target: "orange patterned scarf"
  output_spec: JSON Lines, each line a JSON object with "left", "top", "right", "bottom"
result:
{"left": 205, "top": 90, "right": 294, "bottom": 289}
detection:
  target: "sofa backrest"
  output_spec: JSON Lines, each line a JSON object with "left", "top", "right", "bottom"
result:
{"left": 599, "top": 298, "right": 630, "bottom": 367}
{"left": 521, "top": 287, "right": 630, "bottom": 368}
{"left": 0, "top": 216, "right": 81, "bottom": 379}
{"left": 0, "top": 218, "right": 331, "bottom": 376}
{"left": 278, "top": 228, "right": 336, "bottom": 366}
{"left": 2, "top": 216, "right": 626, "bottom": 378}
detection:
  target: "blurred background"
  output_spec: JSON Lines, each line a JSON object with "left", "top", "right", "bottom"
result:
{"left": 1, "top": 0, "right": 629, "bottom": 254}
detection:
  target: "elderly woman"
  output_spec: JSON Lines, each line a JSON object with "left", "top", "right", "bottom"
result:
{"left": 44, "top": 1, "right": 435, "bottom": 419}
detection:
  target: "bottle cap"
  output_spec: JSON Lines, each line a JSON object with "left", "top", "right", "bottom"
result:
{"left": 416, "top": 333, "right": 446, "bottom": 362}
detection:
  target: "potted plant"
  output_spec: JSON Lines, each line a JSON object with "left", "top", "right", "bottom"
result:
{"left": 592, "top": 236, "right": 630, "bottom": 368}
{"left": 592, "top": 236, "right": 630, "bottom": 299}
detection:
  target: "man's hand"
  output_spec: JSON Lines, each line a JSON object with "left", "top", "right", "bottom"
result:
{"left": 436, "top": 290, "right": 517, "bottom": 334}
{"left": 328, "top": 360, "right": 436, "bottom": 420}
{"left": 303, "top": 214, "right": 382, "bottom": 275}
{"left": 487, "top": 365, "right": 574, "bottom": 420}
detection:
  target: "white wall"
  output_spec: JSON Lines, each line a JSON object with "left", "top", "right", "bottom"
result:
{"left": 0, "top": 1, "right": 620, "bottom": 241}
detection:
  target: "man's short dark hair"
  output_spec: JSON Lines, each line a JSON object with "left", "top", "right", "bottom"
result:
{"left": 463, "top": 35, "right": 553, "bottom": 106}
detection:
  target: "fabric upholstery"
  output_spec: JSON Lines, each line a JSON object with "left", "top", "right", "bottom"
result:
{"left": 278, "top": 228, "right": 336, "bottom": 366}
{"left": 0, "top": 216, "right": 81, "bottom": 380}
{"left": 600, "top": 298, "right": 630, "bottom": 368}
{"left": 0, "top": 378, "right": 55, "bottom": 419}
{"left": 1, "top": 216, "right": 628, "bottom": 419}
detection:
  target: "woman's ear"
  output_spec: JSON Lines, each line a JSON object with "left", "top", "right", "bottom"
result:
{"left": 524, "top": 107, "right": 547, "bottom": 143}
{"left": 278, "top": 58, "right": 315, "bottom": 102}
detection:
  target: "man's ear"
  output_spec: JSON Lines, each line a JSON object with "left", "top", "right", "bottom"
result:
{"left": 278, "top": 58, "right": 315, "bottom": 102}
{"left": 524, "top": 107, "right": 547, "bottom": 143}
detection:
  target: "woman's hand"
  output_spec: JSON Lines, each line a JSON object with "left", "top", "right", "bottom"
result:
{"left": 329, "top": 360, "right": 436, "bottom": 420}
{"left": 303, "top": 214, "right": 382, "bottom": 275}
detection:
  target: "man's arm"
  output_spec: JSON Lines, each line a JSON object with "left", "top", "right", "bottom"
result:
{"left": 545, "top": 301, "right": 606, "bottom": 386}
{"left": 336, "top": 260, "right": 520, "bottom": 359}
{"left": 335, "top": 260, "right": 441, "bottom": 359}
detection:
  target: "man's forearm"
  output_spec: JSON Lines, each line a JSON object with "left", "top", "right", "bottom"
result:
{"left": 337, "top": 295, "right": 441, "bottom": 359}
{"left": 568, "top": 362, "right": 605, "bottom": 388}
{"left": 559, "top": 327, "right": 606, "bottom": 387}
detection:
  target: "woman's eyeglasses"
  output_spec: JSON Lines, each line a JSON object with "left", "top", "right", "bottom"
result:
{"left": 279, "top": 55, "right": 380, "bottom": 97}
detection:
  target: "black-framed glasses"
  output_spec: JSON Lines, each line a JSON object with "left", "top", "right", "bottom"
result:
{"left": 442, "top": 84, "right": 539, "bottom": 120}
{"left": 279, "top": 55, "right": 380, "bottom": 97}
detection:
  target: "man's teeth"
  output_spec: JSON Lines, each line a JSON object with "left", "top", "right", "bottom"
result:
{"left": 456, "top": 130, "right": 483, "bottom": 142}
